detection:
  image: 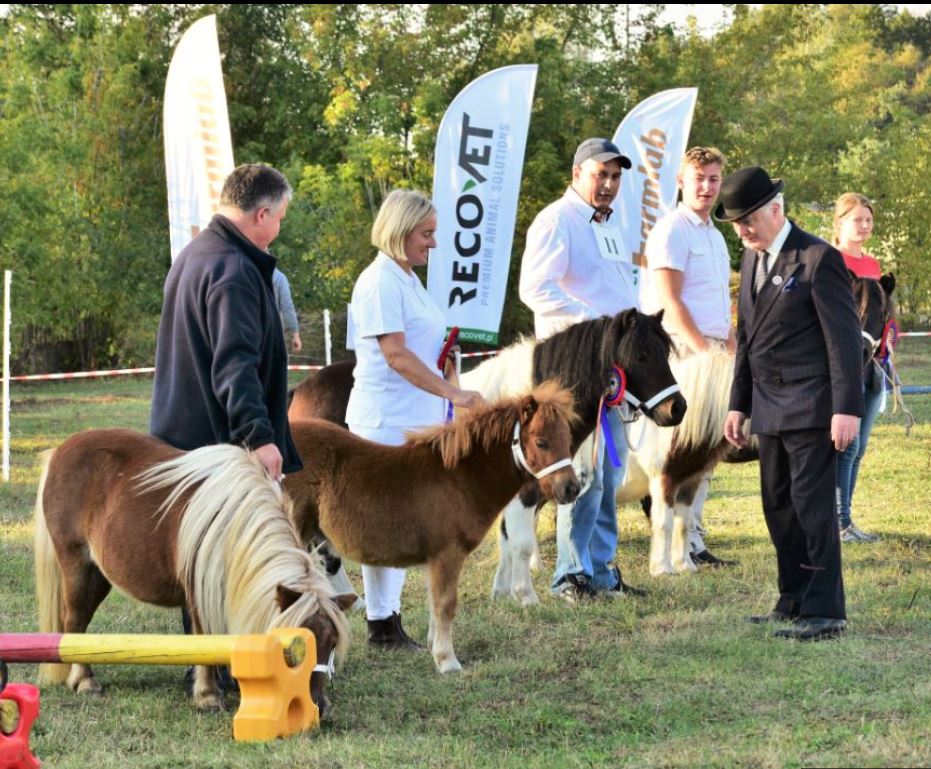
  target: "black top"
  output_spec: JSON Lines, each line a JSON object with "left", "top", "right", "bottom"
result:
{"left": 150, "top": 215, "right": 302, "bottom": 473}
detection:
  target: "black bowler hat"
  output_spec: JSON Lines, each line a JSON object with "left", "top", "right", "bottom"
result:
{"left": 713, "top": 166, "right": 784, "bottom": 222}
{"left": 573, "top": 138, "right": 632, "bottom": 170}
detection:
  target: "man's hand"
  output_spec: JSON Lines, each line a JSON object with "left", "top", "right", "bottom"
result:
{"left": 291, "top": 332, "right": 302, "bottom": 353}
{"left": 254, "top": 442, "right": 284, "bottom": 482}
{"left": 725, "top": 328, "right": 738, "bottom": 355}
{"left": 831, "top": 414, "right": 861, "bottom": 452}
{"left": 724, "top": 410, "right": 749, "bottom": 449}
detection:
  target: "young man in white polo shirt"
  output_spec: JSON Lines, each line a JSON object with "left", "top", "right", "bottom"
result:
{"left": 642, "top": 146, "right": 737, "bottom": 567}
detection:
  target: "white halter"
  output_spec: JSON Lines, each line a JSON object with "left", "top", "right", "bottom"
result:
{"left": 511, "top": 421, "right": 573, "bottom": 480}
{"left": 622, "top": 384, "right": 681, "bottom": 415}
{"left": 313, "top": 649, "right": 336, "bottom": 679}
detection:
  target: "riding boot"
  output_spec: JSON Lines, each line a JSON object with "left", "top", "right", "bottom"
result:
{"left": 367, "top": 612, "right": 425, "bottom": 652}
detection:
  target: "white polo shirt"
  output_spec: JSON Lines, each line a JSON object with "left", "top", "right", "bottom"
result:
{"left": 346, "top": 252, "right": 446, "bottom": 429}
{"left": 519, "top": 187, "right": 638, "bottom": 340}
{"left": 642, "top": 202, "right": 731, "bottom": 340}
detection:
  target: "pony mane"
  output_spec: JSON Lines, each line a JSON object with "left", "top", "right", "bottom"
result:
{"left": 137, "top": 446, "right": 348, "bottom": 658}
{"left": 668, "top": 349, "right": 734, "bottom": 451}
{"left": 407, "top": 380, "right": 576, "bottom": 469}
{"left": 459, "top": 337, "right": 535, "bottom": 397}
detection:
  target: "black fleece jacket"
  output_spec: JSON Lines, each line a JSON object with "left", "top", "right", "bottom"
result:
{"left": 150, "top": 214, "right": 302, "bottom": 473}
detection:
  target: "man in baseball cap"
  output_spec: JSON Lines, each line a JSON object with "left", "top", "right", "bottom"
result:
{"left": 518, "top": 137, "right": 639, "bottom": 603}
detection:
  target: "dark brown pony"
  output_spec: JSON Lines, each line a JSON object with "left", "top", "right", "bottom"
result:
{"left": 284, "top": 382, "right": 579, "bottom": 673}
{"left": 34, "top": 430, "right": 353, "bottom": 714}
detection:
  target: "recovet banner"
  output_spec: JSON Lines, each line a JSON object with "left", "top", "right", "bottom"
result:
{"left": 427, "top": 65, "right": 537, "bottom": 345}
{"left": 164, "top": 15, "right": 235, "bottom": 261}
{"left": 612, "top": 87, "right": 698, "bottom": 290}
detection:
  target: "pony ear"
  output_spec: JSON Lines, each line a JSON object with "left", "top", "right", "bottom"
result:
{"left": 332, "top": 593, "right": 358, "bottom": 613}
{"left": 601, "top": 309, "right": 638, "bottom": 363}
{"left": 520, "top": 394, "right": 539, "bottom": 423}
{"left": 276, "top": 584, "right": 303, "bottom": 611}
{"left": 880, "top": 272, "right": 895, "bottom": 296}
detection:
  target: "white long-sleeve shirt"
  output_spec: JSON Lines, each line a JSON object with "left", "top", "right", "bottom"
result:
{"left": 519, "top": 187, "right": 637, "bottom": 339}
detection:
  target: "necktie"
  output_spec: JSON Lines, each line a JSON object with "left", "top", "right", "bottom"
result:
{"left": 754, "top": 250, "right": 769, "bottom": 298}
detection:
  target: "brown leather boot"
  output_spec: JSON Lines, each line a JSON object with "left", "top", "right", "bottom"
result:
{"left": 367, "top": 612, "right": 425, "bottom": 652}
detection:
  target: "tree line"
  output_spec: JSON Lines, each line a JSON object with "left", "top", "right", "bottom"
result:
{"left": 1, "top": 4, "right": 928, "bottom": 371}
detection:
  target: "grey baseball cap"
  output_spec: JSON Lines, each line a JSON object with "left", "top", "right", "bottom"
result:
{"left": 573, "top": 138, "right": 632, "bottom": 169}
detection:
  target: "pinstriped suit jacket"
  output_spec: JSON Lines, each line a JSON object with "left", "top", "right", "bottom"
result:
{"left": 729, "top": 222, "right": 864, "bottom": 435}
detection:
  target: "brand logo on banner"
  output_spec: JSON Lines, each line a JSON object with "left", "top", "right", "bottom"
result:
{"left": 164, "top": 15, "right": 235, "bottom": 261}
{"left": 612, "top": 88, "right": 698, "bottom": 289}
{"left": 427, "top": 65, "right": 537, "bottom": 345}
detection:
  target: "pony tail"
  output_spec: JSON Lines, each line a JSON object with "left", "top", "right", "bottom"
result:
{"left": 33, "top": 450, "right": 70, "bottom": 685}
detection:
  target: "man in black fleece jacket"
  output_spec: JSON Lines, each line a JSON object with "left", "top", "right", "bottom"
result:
{"left": 150, "top": 163, "right": 302, "bottom": 480}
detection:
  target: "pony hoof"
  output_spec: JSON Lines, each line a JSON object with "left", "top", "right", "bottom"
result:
{"left": 437, "top": 658, "right": 463, "bottom": 674}
{"left": 195, "top": 694, "right": 224, "bottom": 712}
{"left": 674, "top": 560, "right": 698, "bottom": 573}
{"left": 516, "top": 591, "right": 540, "bottom": 607}
{"left": 649, "top": 563, "right": 675, "bottom": 577}
{"left": 74, "top": 678, "right": 103, "bottom": 695}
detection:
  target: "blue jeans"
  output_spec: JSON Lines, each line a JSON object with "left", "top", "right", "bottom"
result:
{"left": 552, "top": 406, "right": 627, "bottom": 591}
{"left": 835, "top": 378, "right": 883, "bottom": 529}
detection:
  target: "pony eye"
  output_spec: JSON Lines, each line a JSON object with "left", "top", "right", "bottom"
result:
{"left": 535, "top": 439, "right": 549, "bottom": 450}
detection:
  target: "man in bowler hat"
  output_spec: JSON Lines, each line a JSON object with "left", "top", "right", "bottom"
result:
{"left": 720, "top": 167, "right": 863, "bottom": 641}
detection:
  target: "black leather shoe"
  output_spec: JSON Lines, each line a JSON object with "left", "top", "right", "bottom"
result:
{"left": 748, "top": 610, "right": 799, "bottom": 624}
{"left": 773, "top": 616, "right": 846, "bottom": 641}
{"left": 691, "top": 549, "right": 737, "bottom": 567}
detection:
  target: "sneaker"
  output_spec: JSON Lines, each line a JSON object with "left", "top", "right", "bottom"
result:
{"left": 553, "top": 574, "right": 598, "bottom": 604}
{"left": 840, "top": 523, "right": 880, "bottom": 543}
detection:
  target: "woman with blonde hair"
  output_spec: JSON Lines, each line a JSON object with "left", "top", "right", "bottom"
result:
{"left": 346, "top": 189, "right": 484, "bottom": 649}
{"left": 832, "top": 192, "right": 882, "bottom": 543}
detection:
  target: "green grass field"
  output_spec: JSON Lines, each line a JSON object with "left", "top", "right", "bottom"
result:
{"left": 1, "top": 346, "right": 929, "bottom": 768}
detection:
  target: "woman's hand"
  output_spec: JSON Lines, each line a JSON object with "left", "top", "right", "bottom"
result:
{"left": 451, "top": 389, "right": 485, "bottom": 410}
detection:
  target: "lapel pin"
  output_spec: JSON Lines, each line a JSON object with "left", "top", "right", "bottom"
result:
{"left": 772, "top": 275, "right": 784, "bottom": 286}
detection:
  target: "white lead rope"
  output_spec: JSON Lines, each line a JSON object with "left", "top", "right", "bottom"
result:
{"left": 510, "top": 421, "right": 573, "bottom": 480}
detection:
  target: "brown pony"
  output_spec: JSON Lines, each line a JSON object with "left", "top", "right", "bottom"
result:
{"left": 284, "top": 382, "right": 579, "bottom": 674}
{"left": 33, "top": 429, "right": 353, "bottom": 714}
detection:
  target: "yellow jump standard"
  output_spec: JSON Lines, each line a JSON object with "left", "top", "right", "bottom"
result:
{"left": 0, "top": 628, "right": 319, "bottom": 742}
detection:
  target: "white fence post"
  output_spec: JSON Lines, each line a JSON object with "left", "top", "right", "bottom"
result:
{"left": 3, "top": 270, "right": 11, "bottom": 482}
{"left": 324, "top": 309, "right": 332, "bottom": 366}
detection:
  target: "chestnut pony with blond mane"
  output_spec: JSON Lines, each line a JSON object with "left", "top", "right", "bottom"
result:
{"left": 284, "top": 381, "right": 580, "bottom": 674}
{"left": 34, "top": 430, "right": 352, "bottom": 714}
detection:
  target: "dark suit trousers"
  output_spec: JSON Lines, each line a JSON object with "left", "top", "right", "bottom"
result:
{"left": 757, "top": 430, "right": 846, "bottom": 620}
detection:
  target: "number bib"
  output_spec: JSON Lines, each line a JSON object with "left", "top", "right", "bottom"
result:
{"left": 592, "top": 220, "right": 630, "bottom": 263}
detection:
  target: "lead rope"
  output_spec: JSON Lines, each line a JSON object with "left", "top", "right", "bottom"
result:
{"left": 592, "top": 366, "right": 627, "bottom": 468}
{"left": 878, "top": 320, "right": 914, "bottom": 436}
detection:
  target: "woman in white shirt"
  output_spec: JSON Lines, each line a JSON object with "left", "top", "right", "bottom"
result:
{"left": 346, "top": 189, "right": 485, "bottom": 650}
